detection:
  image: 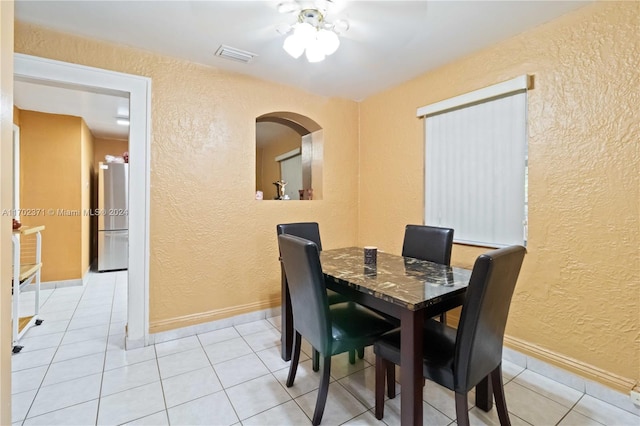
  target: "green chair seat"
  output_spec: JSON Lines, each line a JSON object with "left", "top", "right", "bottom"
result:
{"left": 278, "top": 234, "right": 395, "bottom": 425}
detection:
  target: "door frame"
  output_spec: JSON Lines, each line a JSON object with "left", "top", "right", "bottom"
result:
{"left": 12, "top": 123, "right": 19, "bottom": 218}
{"left": 14, "top": 53, "right": 151, "bottom": 348}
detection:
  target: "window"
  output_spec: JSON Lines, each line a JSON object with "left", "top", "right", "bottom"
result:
{"left": 418, "top": 75, "right": 530, "bottom": 248}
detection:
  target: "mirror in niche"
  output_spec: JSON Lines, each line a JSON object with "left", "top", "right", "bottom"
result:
{"left": 255, "top": 112, "right": 323, "bottom": 200}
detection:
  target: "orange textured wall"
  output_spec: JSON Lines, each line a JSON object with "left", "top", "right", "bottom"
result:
{"left": 359, "top": 1, "right": 639, "bottom": 388}
{"left": 15, "top": 23, "right": 361, "bottom": 332}
{"left": 19, "top": 110, "right": 84, "bottom": 281}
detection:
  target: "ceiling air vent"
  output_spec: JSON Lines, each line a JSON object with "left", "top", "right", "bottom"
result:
{"left": 215, "top": 45, "right": 257, "bottom": 64}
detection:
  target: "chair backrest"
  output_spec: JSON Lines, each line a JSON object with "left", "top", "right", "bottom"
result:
{"left": 276, "top": 222, "right": 323, "bottom": 251}
{"left": 277, "top": 234, "right": 332, "bottom": 355}
{"left": 454, "top": 245, "right": 526, "bottom": 393}
{"left": 401, "top": 225, "right": 454, "bottom": 265}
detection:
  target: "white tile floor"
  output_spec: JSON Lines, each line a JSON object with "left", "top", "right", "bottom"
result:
{"left": 11, "top": 271, "right": 640, "bottom": 425}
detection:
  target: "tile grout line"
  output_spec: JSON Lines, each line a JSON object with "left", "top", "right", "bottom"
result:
{"left": 268, "top": 334, "right": 377, "bottom": 424}
{"left": 196, "top": 328, "right": 243, "bottom": 424}
{"left": 95, "top": 271, "right": 119, "bottom": 425}
{"left": 234, "top": 325, "right": 298, "bottom": 419}
{"left": 204, "top": 320, "right": 314, "bottom": 423}
{"left": 150, "top": 342, "right": 171, "bottom": 425}
{"left": 552, "top": 393, "right": 606, "bottom": 426}
{"left": 509, "top": 370, "right": 588, "bottom": 415}
{"left": 234, "top": 321, "right": 297, "bottom": 423}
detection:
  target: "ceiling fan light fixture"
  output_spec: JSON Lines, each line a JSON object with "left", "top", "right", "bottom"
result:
{"left": 283, "top": 34, "right": 305, "bottom": 58}
{"left": 305, "top": 38, "right": 326, "bottom": 63}
{"left": 293, "top": 22, "right": 316, "bottom": 44}
{"left": 317, "top": 28, "right": 339, "bottom": 55}
{"left": 277, "top": 3, "right": 348, "bottom": 63}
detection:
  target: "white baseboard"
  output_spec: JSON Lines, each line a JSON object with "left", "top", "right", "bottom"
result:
{"left": 148, "top": 306, "right": 280, "bottom": 345}
{"left": 30, "top": 268, "right": 93, "bottom": 291}
{"left": 82, "top": 266, "right": 91, "bottom": 286}
{"left": 503, "top": 346, "right": 640, "bottom": 417}
{"left": 25, "top": 278, "right": 82, "bottom": 291}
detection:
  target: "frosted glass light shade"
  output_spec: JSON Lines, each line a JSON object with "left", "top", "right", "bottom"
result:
{"left": 305, "top": 38, "right": 326, "bottom": 62}
{"left": 293, "top": 22, "right": 315, "bottom": 44}
{"left": 317, "top": 29, "right": 340, "bottom": 55}
{"left": 283, "top": 34, "right": 305, "bottom": 58}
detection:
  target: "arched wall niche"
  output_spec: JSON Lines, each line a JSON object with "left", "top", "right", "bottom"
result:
{"left": 255, "top": 111, "right": 323, "bottom": 201}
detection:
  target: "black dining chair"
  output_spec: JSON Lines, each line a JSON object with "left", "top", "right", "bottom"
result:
{"left": 277, "top": 223, "right": 347, "bottom": 308}
{"left": 278, "top": 234, "right": 396, "bottom": 425}
{"left": 402, "top": 224, "right": 454, "bottom": 323}
{"left": 374, "top": 245, "right": 526, "bottom": 426}
{"left": 276, "top": 223, "right": 359, "bottom": 370}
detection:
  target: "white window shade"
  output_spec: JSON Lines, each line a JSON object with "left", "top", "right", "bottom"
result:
{"left": 420, "top": 77, "right": 529, "bottom": 248}
{"left": 280, "top": 154, "right": 302, "bottom": 200}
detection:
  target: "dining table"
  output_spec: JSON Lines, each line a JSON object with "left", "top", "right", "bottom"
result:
{"left": 280, "top": 246, "right": 494, "bottom": 425}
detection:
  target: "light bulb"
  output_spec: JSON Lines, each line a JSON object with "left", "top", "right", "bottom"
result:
{"left": 317, "top": 29, "right": 339, "bottom": 55}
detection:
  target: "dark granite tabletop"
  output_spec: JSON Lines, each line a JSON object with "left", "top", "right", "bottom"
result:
{"left": 320, "top": 247, "right": 472, "bottom": 311}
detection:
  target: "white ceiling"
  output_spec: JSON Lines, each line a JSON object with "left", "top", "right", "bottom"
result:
{"left": 14, "top": 78, "right": 130, "bottom": 140}
{"left": 14, "top": 0, "right": 591, "bottom": 138}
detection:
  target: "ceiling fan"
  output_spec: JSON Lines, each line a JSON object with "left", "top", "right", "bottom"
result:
{"left": 275, "top": 0, "right": 350, "bottom": 62}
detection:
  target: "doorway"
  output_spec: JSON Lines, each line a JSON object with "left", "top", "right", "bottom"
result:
{"left": 14, "top": 54, "right": 151, "bottom": 348}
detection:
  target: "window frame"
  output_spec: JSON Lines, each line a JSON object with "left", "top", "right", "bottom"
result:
{"left": 417, "top": 75, "right": 531, "bottom": 248}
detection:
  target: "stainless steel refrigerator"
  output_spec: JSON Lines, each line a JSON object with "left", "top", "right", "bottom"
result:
{"left": 98, "top": 162, "right": 129, "bottom": 271}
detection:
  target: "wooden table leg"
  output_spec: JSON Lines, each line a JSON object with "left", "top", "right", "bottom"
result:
{"left": 400, "top": 309, "right": 424, "bottom": 426}
{"left": 280, "top": 267, "right": 293, "bottom": 361}
{"left": 475, "top": 376, "right": 493, "bottom": 411}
